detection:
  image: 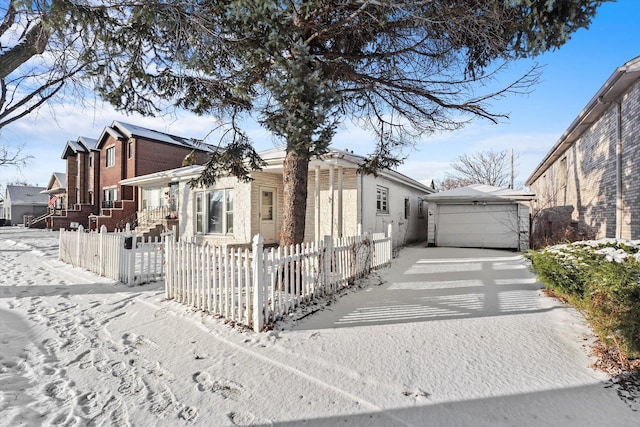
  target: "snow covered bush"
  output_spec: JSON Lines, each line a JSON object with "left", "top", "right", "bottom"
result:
{"left": 528, "top": 239, "right": 640, "bottom": 361}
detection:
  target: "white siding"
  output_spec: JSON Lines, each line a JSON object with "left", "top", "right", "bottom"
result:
{"left": 179, "top": 176, "right": 253, "bottom": 246}
{"left": 360, "top": 173, "right": 428, "bottom": 248}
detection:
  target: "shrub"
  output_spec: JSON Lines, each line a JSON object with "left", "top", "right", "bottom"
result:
{"left": 527, "top": 246, "right": 593, "bottom": 297}
{"left": 528, "top": 240, "right": 640, "bottom": 363}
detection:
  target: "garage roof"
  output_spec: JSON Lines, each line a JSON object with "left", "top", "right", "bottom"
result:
{"left": 424, "top": 184, "right": 535, "bottom": 203}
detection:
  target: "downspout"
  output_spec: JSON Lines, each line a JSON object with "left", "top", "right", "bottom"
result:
{"left": 615, "top": 100, "right": 623, "bottom": 239}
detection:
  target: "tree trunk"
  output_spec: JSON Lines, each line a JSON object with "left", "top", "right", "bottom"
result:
{"left": 0, "top": 20, "right": 49, "bottom": 79}
{"left": 280, "top": 150, "right": 309, "bottom": 246}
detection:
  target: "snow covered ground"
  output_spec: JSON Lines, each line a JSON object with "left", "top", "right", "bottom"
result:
{"left": 1, "top": 227, "right": 639, "bottom": 426}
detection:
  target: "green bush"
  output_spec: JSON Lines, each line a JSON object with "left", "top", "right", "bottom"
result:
{"left": 526, "top": 246, "right": 593, "bottom": 297}
{"left": 528, "top": 241, "right": 640, "bottom": 361}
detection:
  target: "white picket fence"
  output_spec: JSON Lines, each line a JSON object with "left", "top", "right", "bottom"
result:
{"left": 58, "top": 225, "right": 164, "bottom": 286}
{"left": 164, "top": 225, "right": 393, "bottom": 331}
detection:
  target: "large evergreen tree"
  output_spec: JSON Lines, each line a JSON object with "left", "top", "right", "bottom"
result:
{"left": 4, "top": 1, "right": 609, "bottom": 245}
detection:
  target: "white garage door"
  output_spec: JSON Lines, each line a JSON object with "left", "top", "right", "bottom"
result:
{"left": 436, "top": 204, "right": 519, "bottom": 249}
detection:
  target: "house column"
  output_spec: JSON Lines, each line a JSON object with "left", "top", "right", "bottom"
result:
{"left": 329, "top": 165, "right": 335, "bottom": 238}
{"left": 337, "top": 166, "right": 343, "bottom": 238}
{"left": 315, "top": 166, "right": 321, "bottom": 240}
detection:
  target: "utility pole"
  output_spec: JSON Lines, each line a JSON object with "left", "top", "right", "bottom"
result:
{"left": 510, "top": 148, "right": 514, "bottom": 189}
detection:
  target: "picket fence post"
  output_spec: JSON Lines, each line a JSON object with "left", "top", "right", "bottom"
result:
{"left": 76, "top": 225, "right": 84, "bottom": 267}
{"left": 252, "top": 234, "right": 264, "bottom": 332}
{"left": 58, "top": 228, "right": 64, "bottom": 261}
{"left": 388, "top": 223, "right": 393, "bottom": 260}
{"left": 323, "top": 235, "right": 332, "bottom": 293}
{"left": 99, "top": 225, "right": 107, "bottom": 276}
{"left": 164, "top": 228, "right": 173, "bottom": 299}
{"left": 124, "top": 223, "right": 135, "bottom": 287}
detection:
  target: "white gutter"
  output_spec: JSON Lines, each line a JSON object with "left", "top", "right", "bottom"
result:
{"left": 525, "top": 56, "right": 640, "bottom": 186}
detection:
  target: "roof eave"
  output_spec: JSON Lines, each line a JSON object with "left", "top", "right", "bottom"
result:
{"left": 526, "top": 56, "right": 640, "bottom": 186}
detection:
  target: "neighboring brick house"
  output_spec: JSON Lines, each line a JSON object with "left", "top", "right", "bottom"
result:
{"left": 526, "top": 56, "right": 640, "bottom": 244}
{"left": 44, "top": 136, "right": 99, "bottom": 230}
{"left": 91, "top": 121, "right": 211, "bottom": 231}
{"left": 44, "top": 121, "right": 211, "bottom": 231}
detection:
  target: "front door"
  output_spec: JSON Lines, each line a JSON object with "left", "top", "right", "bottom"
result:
{"left": 260, "top": 188, "right": 276, "bottom": 242}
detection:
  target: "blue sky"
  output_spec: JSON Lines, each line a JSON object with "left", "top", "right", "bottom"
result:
{"left": 1, "top": 0, "right": 639, "bottom": 190}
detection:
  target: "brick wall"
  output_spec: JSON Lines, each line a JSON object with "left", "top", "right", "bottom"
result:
{"left": 66, "top": 155, "right": 78, "bottom": 207}
{"left": 95, "top": 135, "right": 210, "bottom": 231}
{"left": 99, "top": 135, "right": 124, "bottom": 196}
{"left": 133, "top": 138, "right": 209, "bottom": 178}
{"left": 530, "top": 79, "right": 640, "bottom": 241}
{"left": 621, "top": 80, "right": 640, "bottom": 238}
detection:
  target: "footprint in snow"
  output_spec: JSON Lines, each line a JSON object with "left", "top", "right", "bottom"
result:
{"left": 179, "top": 406, "right": 198, "bottom": 422}
{"left": 192, "top": 371, "right": 243, "bottom": 398}
{"left": 402, "top": 388, "right": 431, "bottom": 400}
{"left": 228, "top": 411, "right": 256, "bottom": 426}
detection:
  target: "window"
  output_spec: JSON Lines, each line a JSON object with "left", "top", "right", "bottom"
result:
{"left": 559, "top": 157, "right": 567, "bottom": 188}
{"left": 195, "top": 189, "right": 234, "bottom": 234}
{"left": 142, "top": 187, "right": 162, "bottom": 209}
{"left": 376, "top": 186, "right": 389, "bottom": 214}
{"left": 195, "top": 193, "right": 204, "bottom": 233}
{"left": 88, "top": 155, "right": 93, "bottom": 168}
{"left": 208, "top": 190, "right": 223, "bottom": 233}
{"left": 418, "top": 200, "right": 424, "bottom": 218}
{"left": 106, "top": 146, "right": 115, "bottom": 167}
{"left": 169, "top": 183, "right": 179, "bottom": 212}
{"left": 102, "top": 187, "right": 117, "bottom": 208}
{"left": 404, "top": 197, "right": 410, "bottom": 219}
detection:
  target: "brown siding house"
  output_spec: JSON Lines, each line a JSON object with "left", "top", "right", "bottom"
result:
{"left": 526, "top": 56, "right": 640, "bottom": 245}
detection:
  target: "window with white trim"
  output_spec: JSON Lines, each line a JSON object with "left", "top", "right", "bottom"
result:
{"left": 376, "top": 186, "right": 389, "bottom": 214}
{"left": 195, "top": 189, "right": 234, "bottom": 234}
{"left": 106, "top": 146, "right": 115, "bottom": 167}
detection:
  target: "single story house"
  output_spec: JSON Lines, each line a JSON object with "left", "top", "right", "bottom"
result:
{"left": 120, "top": 147, "right": 435, "bottom": 247}
{"left": 3, "top": 185, "right": 49, "bottom": 226}
{"left": 424, "top": 184, "right": 535, "bottom": 250}
{"left": 42, "top": 172, "right": 67, "bottom": 210}
{"left": 526, "top": 55, "right": 640, "bottom": 242}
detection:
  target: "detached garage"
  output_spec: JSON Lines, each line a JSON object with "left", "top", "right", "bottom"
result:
{"left": 425, "top": 184, "right": 535, "bottom": 250}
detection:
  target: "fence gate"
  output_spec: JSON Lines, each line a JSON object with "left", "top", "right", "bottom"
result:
{"left": 58, "top": 225, "right": 165, "bottom": 286}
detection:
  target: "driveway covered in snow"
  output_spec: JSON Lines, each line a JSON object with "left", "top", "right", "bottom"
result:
{"left": 292, "top": 247, "right": 547, "bottom": 329}
{"left": 2, "top": 228, "right": 639, "bottom": 426}
{"left": 285, "top": 246, "right": 640, "bottom": 425}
